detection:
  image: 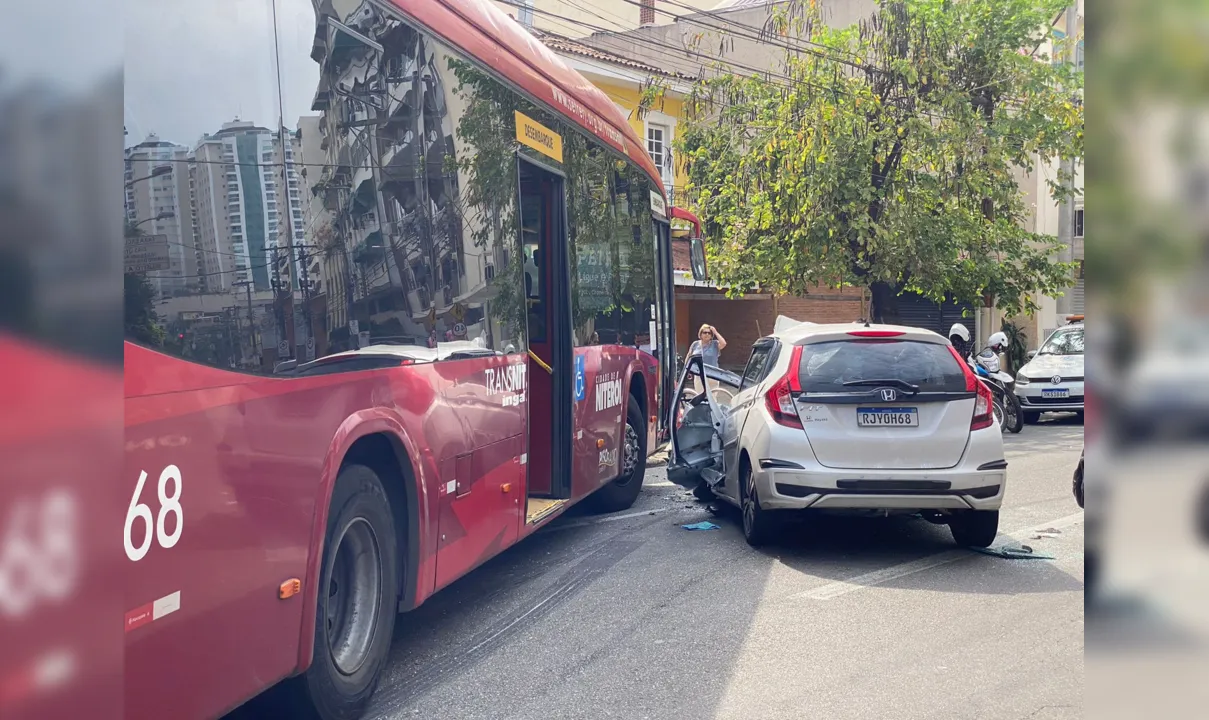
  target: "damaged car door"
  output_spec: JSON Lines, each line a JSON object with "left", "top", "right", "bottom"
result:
{"left": 666, "top": 355, "right": 741, "bottom": 489}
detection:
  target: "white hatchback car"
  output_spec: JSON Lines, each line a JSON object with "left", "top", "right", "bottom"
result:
{"left": 667, "top": 322, "right": 1008, "bottom": 547}
{"left": 1013, "top": 320, "right": 1085, "bottom": 423}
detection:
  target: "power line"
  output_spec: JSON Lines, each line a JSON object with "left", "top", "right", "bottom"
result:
{"left": 501, "top": 0, "right": 848, "bottom": 97}
{"left": 612, "top": 0, "right": 871, "bottom": 69}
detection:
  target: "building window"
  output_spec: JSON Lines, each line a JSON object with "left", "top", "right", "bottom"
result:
{"left": 1073, "top": 207, "right": 1083, "bottom": 238}
{"left": 518, "top": 0, "right": 534, "bottom": 26}
{"left": 647, "top": 125, "right": 667, "bottom": 179}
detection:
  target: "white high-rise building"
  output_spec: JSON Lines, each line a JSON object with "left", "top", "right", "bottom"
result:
{"left": 272, "top": 126, "right": 311, "bottom": 293}
{"left": 192, "top": 120, "right": 281, "bottom": 294}
{"left": 124, "top": 135, "right": 199, "bottom": 297}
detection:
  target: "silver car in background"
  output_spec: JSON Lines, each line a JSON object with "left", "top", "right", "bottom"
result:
{"left": 1014, "top": 320, "right": 1085, "bottom": 423}
{"left": 667, "top": 322, "right": 1008, "bottom": 547}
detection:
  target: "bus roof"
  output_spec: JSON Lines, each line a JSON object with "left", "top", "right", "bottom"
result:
{"left": 388, "top": 0, "right": 665, "bottom": 196}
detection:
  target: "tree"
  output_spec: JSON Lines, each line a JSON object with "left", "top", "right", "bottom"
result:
{"left": 125, "top": 272, "right": 164, "bottom": 346}
{"left": 124, "top": 221, "right": 165, "bottom": 346}
{"left": 678, "top": 0, "right": 1083, "bottom": 321}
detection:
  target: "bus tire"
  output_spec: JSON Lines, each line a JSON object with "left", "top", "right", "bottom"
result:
{"left": 588, "top": 401, "right": 647, "bottom": 513}
{"left": 291, "top": 464, "right": 399, "bottom": 720}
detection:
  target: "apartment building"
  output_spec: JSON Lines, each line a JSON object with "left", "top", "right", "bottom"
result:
{"left": 310, "top": 0, "right": 479, "bottom": 349}
{"left": 191, "top": 120, "right": 281, "bottom": 294}
{"left": 124, "top": 135, "right": 199, "bottom": 298}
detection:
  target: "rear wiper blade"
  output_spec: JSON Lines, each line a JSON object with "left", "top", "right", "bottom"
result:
{"left": 841, "top": 378, "right": 921, "bottom": 392}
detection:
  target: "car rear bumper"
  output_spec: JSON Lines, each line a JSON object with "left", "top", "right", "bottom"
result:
{"left": 756, "top": 466, "right": 1007, "bottom": 511}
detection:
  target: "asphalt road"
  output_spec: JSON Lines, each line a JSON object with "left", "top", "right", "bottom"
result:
{"left": 230, "top": 416, "right": 1085, "bottom": 720}
{"left": 356, "top": 416, "right": 1084, "bottom": 720}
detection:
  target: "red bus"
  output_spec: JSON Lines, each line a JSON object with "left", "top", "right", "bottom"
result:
{"left": 120, "top": 1, "right": 685, "bottom": 717}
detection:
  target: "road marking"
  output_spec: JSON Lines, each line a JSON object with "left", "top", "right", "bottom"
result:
{"left": 793, "top": 511, "right": 1085, "bottom": 601}
{"left": 646, "top": 480, "right": 676, "bottom": 487}
{"left": 540, "top": 507, "right": 675, "bottom": 532}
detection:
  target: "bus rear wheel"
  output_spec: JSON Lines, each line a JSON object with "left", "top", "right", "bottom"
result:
{"left": 287, "top": 464, "right": 399, "bottom": 720}
{"left": 588, "top": 400, "right": 647, "bottom": 513}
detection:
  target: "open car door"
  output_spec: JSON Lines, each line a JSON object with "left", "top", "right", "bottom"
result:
{"left": 666, "top": 355, "right": 742, "bottom": 489}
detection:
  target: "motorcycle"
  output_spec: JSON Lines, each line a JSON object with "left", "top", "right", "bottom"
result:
{"left": 969, "top": 346, "right": 1023, "bottom": 433}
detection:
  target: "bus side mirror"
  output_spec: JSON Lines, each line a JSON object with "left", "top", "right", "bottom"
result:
{"left": 689, "top": 237, "right": 707, "bottom": 282}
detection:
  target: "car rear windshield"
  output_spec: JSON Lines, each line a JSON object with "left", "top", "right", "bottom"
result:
{"left": 796, "top": 339, "right": 968, "bottom": 394}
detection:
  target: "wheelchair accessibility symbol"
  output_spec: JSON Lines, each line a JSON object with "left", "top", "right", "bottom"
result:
{"left": 574, "top": 355, "right": 586, "bottom": 402}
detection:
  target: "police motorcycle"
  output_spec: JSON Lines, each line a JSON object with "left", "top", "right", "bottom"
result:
{"left": 949, "top": 326, "right": 1023, "bottom": 434}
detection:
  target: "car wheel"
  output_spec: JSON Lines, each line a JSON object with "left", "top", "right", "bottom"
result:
{"left": 588, "top": 400, "right": 647, "bottom": 513}
{"left": 1023, "top": 411, "right": 1041, "bottom": 425}
{"left": 740, "top": 460, "right": 778, "bottom": 547}
{"left": 1004, "top": 395, "right": 1024, "bottom": 433}
{"left": 283, "top": 464, "right": 399, "bottom": 720}
{"left": 1073, "top": 459, "right": 1084, "bottom": 509}
{"left": 949, "top": 509, "right": 999, "bottom": 548}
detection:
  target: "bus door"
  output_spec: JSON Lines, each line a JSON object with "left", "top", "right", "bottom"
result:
{"left": 653, "top": 218, "right": 676, "bottom": 443}
{"left": 518, "top": 157, "right": 573, "bottom": 506}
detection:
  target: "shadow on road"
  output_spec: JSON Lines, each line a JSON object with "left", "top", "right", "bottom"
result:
{"left": 706, "top": 500, "right": 1083, "bottom": 598}
{"left": 229, "top": 428, "right": 1083, "bottom": 719}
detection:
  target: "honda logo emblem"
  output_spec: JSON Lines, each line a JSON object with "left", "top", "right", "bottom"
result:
{"left": 880, "top": 388, "right": 897, "bottom": 402}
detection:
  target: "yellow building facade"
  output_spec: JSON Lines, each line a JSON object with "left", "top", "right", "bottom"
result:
{"left": 537, "top": 31, "right": 692, "bottom": 207}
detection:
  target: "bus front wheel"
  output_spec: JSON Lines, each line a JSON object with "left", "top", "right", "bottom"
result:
{"left": 588, "top": 400, "right": 647, "bottom": 513}
{"left": 289, "top": 464, "right": 399, "bottom": 719}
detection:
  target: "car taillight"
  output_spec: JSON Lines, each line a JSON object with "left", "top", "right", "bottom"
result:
{"left": 765, "top": 346, "right": 804, "bottom": 428}
{"left": 971, "top": 380, "right": 994, "bottom": 430}
{"left": 948, "top": 346, "right": 993, "bottom": 430}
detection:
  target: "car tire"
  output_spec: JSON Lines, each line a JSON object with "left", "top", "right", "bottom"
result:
{"left": 588, "top": 400, "right": 647, "bottom": 513}
{"left": 1023, "top": 411, "right": 1041, "bottom": 425}
{"left": 1073, "top": 458, "right": 1084, "bottom": 509}
{"left": 1002, "top": 394, "right": 1024, "bottom": 433}
{"left": 949, "top": 509, "right": 999, "bottom": 548}
{"left": 282, "top": 464, "right": 399, "bottom": 720}
{"left": 740, "top": 461, "right": 778, "bottom": 547}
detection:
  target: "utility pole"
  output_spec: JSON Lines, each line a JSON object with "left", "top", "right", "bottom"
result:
{"left": 297, "top": 239, "right": 314, "bottom": 360}
{"left": 234, "top": 280, "right": 258, "bottom": 365}
{"left": 1055, "top": 2, "right": 1078, "bottom": 318}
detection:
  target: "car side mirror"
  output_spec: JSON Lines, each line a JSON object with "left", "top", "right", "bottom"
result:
{"left": 689, "top": 237, "right": 707, "bottom": 282}
{"left": 1027, "top": 350, "right": 1037, "bottom": 360}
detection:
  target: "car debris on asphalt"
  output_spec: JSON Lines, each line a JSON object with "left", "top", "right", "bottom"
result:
{"left": 969, "top": 544, "right": 1055, "bottom": 560}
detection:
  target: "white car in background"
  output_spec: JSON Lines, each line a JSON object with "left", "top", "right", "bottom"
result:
{"left": 1013, "top": 320, "right": 1085, "bottom": 423}
{"left": 667, "top": 322, "right": 1008, "bottom": 547}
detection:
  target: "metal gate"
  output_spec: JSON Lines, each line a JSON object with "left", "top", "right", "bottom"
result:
{"left": 894, "top": 292, "right": 975, "bottom": 337}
